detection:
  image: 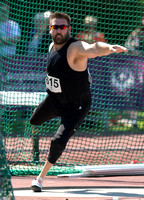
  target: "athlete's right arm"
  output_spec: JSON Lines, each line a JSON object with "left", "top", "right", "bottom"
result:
{"left": 47, "top": 42, "right": 54, "bottom": 74}
{"left": 76, "top": 41, "right": 128, "bottom": 58}
{"left": 49, "top": 42, "right": 54, "bottom": 52}
{"left": 67, "top": 40, "right": 128, "bottom": 71}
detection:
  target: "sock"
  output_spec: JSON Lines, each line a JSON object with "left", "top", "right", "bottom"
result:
{"left": 37, "top": 176, "right": 43, "bottom": 183}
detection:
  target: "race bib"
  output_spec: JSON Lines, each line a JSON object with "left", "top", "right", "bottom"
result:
{"left": 45, "top": 75, "right": 62, "bottom": 93}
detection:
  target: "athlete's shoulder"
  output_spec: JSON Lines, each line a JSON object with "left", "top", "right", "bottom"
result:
{"left": 49, "top": 42, "right": 54, "bottom": 52}
{"left": 69, "top": 39, "right": 90, "bottom": 51}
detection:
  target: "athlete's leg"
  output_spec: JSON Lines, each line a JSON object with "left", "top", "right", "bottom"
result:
{"left": 37, "top": 101, "right": 91, "bottom": 183}
{"left": 38, "top": 160, "right": 53, "bottom": 179}
{"left": 30, "top": 94, "right": 60, "bottom": 125}
{"left": 48, "top": 100, "right": 91, "bottom": 164}
{"left": 32, "top": 99, "right": 91, "bottom": 191}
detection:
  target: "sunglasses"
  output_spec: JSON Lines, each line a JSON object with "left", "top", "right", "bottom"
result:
{"left": 51, "top": 24, "right": 69, "bottom": 30}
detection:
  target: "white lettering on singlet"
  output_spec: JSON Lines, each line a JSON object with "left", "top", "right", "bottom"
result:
{"left": 45, "top": 75, "right": 62, "bottom": 93}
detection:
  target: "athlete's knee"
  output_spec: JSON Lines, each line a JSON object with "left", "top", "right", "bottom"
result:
{"left": 48, "top": 137, "right": 67, "bottom": 164}
{"left": 30, "top": 116, "right": 42, "bottom": 126}
{"left": 30, "top": 108, "right": 42, "bottom": 125}
{"left": 51, "top": 137, "right": 66, "bottom": 153}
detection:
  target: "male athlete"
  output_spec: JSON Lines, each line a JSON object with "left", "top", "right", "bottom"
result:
{"left": 31, "top": 12, "right": 128, "bottom": 192}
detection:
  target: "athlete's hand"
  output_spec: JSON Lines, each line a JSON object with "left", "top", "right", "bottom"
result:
{"left": 110, "top": 45, "right": 128, "bottom": 53}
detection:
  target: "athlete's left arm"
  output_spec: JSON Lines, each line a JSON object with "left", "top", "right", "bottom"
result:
{"left": 75, "top": 41, "right": 128, "bottom": 59}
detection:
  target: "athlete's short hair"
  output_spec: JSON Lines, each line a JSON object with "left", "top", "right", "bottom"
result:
{"left": 50, "top": 12, "right": 71, "bottom": 26}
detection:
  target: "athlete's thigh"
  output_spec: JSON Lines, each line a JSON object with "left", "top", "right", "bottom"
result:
{"left": 54, "top": 102, "right": 91, "bottom": 142}
{"left": 30, "top": 94, "right": 60, "bottom": 125}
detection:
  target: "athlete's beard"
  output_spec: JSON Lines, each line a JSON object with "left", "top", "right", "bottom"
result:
{"left": 52, "top": 31, "right": 70, "bottom": 44}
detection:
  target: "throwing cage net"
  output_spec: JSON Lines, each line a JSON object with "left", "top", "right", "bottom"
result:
{"left": 0, "top": 135, "right": 15, "bottom": 200}
{"left": 0, "top": 0, "right": 144, "bottom": 194}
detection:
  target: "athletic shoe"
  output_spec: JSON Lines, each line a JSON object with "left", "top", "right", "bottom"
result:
{"left": 31, "top": 176, "right": 43, "bottom": 192}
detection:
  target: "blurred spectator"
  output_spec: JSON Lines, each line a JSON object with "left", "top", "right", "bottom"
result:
{"left": 0, "top": 2, "right": 21, "bottom": 56}
{"left": 76, "top": 15, "right": 107, "bottom": 44}
{"left": 125, "top": 17, "right": 144, "bottom": 55}
{"left": 26, "top": 11, "right": 52, "bottom": 55}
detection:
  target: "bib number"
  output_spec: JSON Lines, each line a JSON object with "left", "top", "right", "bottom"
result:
{"left": 45, "top": 75, "right": 62, "bottom": 93}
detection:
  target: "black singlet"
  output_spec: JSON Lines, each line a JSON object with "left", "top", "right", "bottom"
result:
{"left": 46, "top": 37, "right": 91, "bottom": 105}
